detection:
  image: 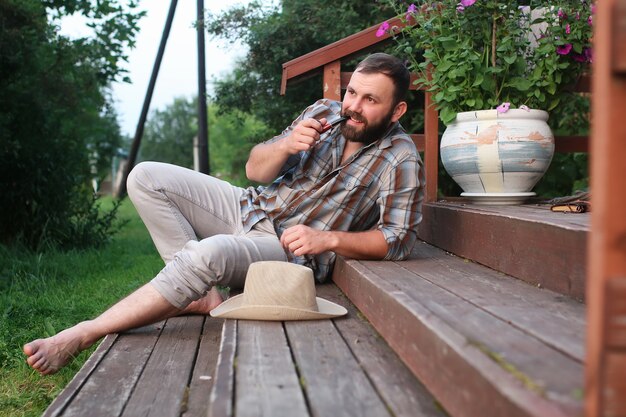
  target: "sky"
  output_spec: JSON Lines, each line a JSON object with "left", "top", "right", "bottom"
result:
{"left": 61, "top": 0, "right": 252, "bottom": 136}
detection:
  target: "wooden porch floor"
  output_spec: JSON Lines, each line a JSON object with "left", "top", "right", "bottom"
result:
{"left": 43, "top": 202, "right": 588, "bottom": 417}
{"left": 43, "top": 284, "right": 445, "bottom": 417}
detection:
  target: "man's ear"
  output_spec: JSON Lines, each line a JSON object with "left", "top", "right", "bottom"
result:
{"left": 391, "top": 101, "right": 408, "bottom": 122}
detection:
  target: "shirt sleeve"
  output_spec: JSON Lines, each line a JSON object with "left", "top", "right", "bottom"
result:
{"left": 377, "top": 153, "right": 425, "bottom": 261}
{"left": 262, "top": 99, "right": 341, "bottom": 177}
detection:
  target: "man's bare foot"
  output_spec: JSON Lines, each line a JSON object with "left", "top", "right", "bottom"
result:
{"left": 181, "top": 287, "right": 225, "bottom": 315}
{"left": 23, "top": 321, "right": 95, "bottom": 375}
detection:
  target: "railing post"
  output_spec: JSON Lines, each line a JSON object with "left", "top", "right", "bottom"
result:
{"left": 424, "top": 89, "right": 439, "bottom": 203}
{"left": 586, "top": 0, "right": 626, "bottom": 416}
{"left": 323, "top": 60, "right": 342, "bottom": 100}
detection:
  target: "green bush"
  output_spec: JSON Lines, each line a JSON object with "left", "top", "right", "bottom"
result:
{"left": 0, "top": 0, "right": 142, "bottom": 249}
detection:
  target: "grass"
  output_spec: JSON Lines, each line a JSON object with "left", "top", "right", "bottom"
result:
{"left": 0, "top": 197, "right": 163, "bottom": 417}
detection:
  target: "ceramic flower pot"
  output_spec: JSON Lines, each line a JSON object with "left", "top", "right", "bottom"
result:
{"left": 440, "top": 109, "right": 554, "bottom": 205}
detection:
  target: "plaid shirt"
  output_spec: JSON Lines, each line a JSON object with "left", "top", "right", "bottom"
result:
{"left": 240, "top": 99, "right": 425, "bottom": 282}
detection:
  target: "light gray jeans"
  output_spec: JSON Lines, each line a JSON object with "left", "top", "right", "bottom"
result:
{"left": 127, "top": 161, "right": 287, "bottom": 309}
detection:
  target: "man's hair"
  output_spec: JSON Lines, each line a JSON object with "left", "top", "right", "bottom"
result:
{"left": 355, "top": 53, "right": 410, "bottom": 106}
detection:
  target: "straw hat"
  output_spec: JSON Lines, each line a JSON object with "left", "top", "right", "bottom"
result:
{"left": 209, "top": 261, "right": 347, "bottom": 321}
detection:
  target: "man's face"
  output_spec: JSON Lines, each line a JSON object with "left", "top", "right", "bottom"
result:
{"left": 340, "top": 71, "right": 402, "bottom": 145}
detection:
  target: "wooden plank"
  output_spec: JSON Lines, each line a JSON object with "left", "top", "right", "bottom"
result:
{"left": 424, "top": 89, "right": 439, "bottom": 203}
{"left": 409, "top": 134, "right": 425, "bottom": 152}
{"left": 43, "top": 334, "right": 119, "bottom": 417}
{"left": 554, "top": 135, "right": 589, "bottom": 153}
{"left": 433, "top": 201, "right": 590, "bottom": 231}
{"left": 121, "top": 316, "right": 204, "bottom": 417}
{"left": 409, "top": 241, "right": 586, "bottom": 361}
{"left": 207, "top": 320, "right": 237, "bottom": 417}
{"left": 418, "top": 202, "right": 587, "bottom": 300}
{"left": 235, "top": 321, "right": 309, "bottom": 417}
{"left": 613, "top": 0, "right": 626, "bottom": 74}
{"left": 604, "top": 352, "right": 626, "bottom": 416}
{"left": 285, "top": 319, "right": 392, "bottom": 417}
{"left": 182, "top": 317, "right": 225, "bottom": 417}
{"left": 316, "top": 284, "right": 447, "bottom": 417}
{"left": 605, "top": 277, "right": 626, "bottom": 349}
{"left": 587, "top": 0, "right": 626, "bottom": 414}
{"left": 332, "top": 258, "right": 582, "bottom": 417}
{"left": 360, "top": 259, "right": 584, "bottom": 411}
{"left": 323, "top": 61, "right": 341, "bottom": 100}
{"left": 55, "top": 324, "right": 163, "bottom": 417}
{"left": 280, "top": 17, "right": 406, "bottom": 93}
{"left": 603, "top": 279, "right": 626, "bottom": 416}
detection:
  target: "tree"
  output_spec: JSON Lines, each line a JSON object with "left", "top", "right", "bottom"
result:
{"left": 0, "top": 0, "right": 143, "bottom": 249}
{"left": 141, "top": 97, "right": 199, "bottom": 169}
{"left": 139, "top": 96, "right": 270, "bottom": 187}
{"left": 208, "top": 105, "right": 271, "bottom": 187}
{"left": 206, "top": 0, "right": 393, "bottom": 133}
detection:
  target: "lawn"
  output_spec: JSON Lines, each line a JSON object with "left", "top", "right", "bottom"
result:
{"left": 0, "top": 198, "right": 163, "bottom": 417}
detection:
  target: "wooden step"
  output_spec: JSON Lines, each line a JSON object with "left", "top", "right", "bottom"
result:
{"left": 417, "top": 201, "right": 589, "bottom": 301}
{"left": 43, "top": 283, "right": 445, "bottom": 417}
{"left": 332, "top": 240, "right": 586, "bottom": 417}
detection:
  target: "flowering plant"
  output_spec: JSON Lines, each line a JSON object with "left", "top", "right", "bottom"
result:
{"left": 378, "top": 0, "right": 595, "bottom": 124}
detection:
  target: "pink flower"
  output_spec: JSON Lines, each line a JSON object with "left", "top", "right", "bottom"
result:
{"left": 460, "top": 0, "right": 476, "bottom": 6}
{"left": 576, "top": 12, "right": 580, "bottom": 20}
{"left": 557, "top": 9, "right": 566, "bottom": 19}
{"left": 496, "top": 102, "right": 511, "bottom": 113}
{"left": 519, "top": 105, "right": 531, "bottom": 112}
{"left": 557, "top": 44, "right": 573, "bottom": 55}
{"left": 572, "top": 53, "right": 586, "bottom": 63}
{"left": 456, "top": 4, "right": 465, "bottom": 12}
{"left": 585, "top": 48, "right": 593, "bottom": 63}
{"left": 566, "top": 24, "right": 571, "bottom": 34}
{"left": 588, "top": 15, "right": 593, "bottom": 25}
{"left": 376, "top": 21, "right": 390, "bottom": 38}
{"left": 406, "top": 4, "right": 417, "bottom": 20}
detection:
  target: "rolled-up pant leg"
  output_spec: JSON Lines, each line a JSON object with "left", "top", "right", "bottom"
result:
{"left": 151, "top": 221, "right": 287, "bottom": 309}
{"left": 126, "top": 161, "right": 287, "bottom": 309}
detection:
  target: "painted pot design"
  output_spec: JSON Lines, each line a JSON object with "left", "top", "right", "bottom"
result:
{"left": 440, "top": 109, "right": 555, "bottom": 196}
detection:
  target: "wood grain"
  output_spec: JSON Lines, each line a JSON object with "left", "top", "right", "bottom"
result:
{"left": 121, "top": 316, "right": 204, "bottom": 417}
{"left": 235, "top": 321, "right": 309, "bottom": 417}
{"left": 285, "top": 319, "right": 391, "bottom": 417}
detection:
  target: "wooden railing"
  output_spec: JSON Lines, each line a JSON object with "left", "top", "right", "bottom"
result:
{"left": 280, "top": 18, "right": 590, "bottom": 203}
{"left": 281, "top": 17, "right": 440, "bottom": 203}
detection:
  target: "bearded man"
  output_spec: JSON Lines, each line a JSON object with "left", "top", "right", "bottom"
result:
{"left": 24, "top": 52, "right": 424, "bottom": 374}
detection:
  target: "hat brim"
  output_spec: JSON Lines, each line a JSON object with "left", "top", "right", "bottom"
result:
{"left": 209, "top": 294, "right": 347, "bottom": 321}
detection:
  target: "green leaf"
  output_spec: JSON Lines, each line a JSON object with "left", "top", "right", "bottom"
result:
{"left": 440, "top": 107, "right": 457, "bottom": 125}
{"left": 472, "top": 73, "right": 484, "bottom": 87}
{"left": 507, "top": 77, "right": 532, "bottom": 91}
{"left": 448, "top": 84, "right": 464, "bottom": 92}
{"left": 503, "top": 55, "right": 517, "bottom": 65}
{"left": 437, "top": 61, "right": 454, "bottom": 72}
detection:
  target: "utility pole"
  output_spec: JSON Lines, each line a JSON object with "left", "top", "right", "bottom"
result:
{"left": 196, "top": 0, "right": 209, "bottom": 174}
{"left": 116, "top": 0, "right": 178, "bottom": 197}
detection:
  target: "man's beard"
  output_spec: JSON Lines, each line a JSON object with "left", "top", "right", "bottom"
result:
{"left": 340, "top": 109, "right": 394, "bottom": 145}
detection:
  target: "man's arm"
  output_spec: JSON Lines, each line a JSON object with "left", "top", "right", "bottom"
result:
{"left": 246, "top": 118, "right": 327, "bottom": 183}
{"left": 280, "top": 225, "right": 388, "bottom": 259}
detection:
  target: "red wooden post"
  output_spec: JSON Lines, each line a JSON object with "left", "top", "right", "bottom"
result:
{"left": 323, "top": 60, "right": 342, "bottom": 100}
{"left": 423, "top": 81, "right": 439, "bottom": 203}
{"left": 586, "top": 0, "right": 626, "bottom": 415}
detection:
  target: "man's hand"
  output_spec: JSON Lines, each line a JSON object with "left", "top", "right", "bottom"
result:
{"left": 281, "top": 118, "right": 327, "bottom": 155}
{"left": 281, "top": 226, "right": 389, "bottom": 260}
{"left": 280, "top": 224, "right": 335, "bottom": 257}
